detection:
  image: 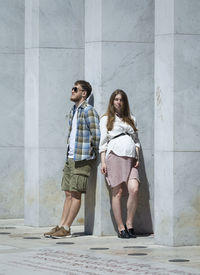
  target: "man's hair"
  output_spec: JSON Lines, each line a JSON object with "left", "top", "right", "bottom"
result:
{"left": 74, "top": 80, "right": 92, "bottom": 99}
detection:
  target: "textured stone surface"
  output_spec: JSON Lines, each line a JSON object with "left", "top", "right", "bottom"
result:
{"left": 85, "top": 0, "right": 154, "bottom": 235}
{"left": 154, "top": 0, "right": 200, "bottom": 245}
{"left": 0, "top": 220, "right": 199, "bottom": 275}
{"left": 0, "top": 0, "right": 24, "bottom": 218}
{"left": 24, "top": 0, "right": 84, "bottom": 226}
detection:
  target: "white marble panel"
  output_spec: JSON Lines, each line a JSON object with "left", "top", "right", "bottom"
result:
{"left": 24, "top": 48, "right": 39, "bottom": 149}
{"left": 85, "top": 42, "right": 103, "bottom": 113}
{"left": 154, "top": 151, "right": 174, "bottom": 245}
{"left": 0, "top": 54, "right": 24, "bottom": 147}
{"left": 38, "top": 48, "right": 84, "bottom": 148}
{"left": 173, "top": 152, "right": 200, "bottom": 246}
{"left": 39, "top": 0, "right": 84, "bottom": 48}
{"left": 85, "top": 0, "right": 102, "bottom": 42}
{"left": 102, "top": 0, "right": 154, "bottom": 42}
{"left": 24, "top": 147, "right": 39, "bottom": 226}
{"left": 102, "top": 42, "right": 154, "bottom": 149}
{"left": 38, "top": 148, "right": 65, "bottom": 226}
{"left": 155, "top": 0, "right": 174, "bottom": 35}
{"left": 26, "top": 0, "right": 84, "bottom": 49}
{"left": 0, "top": 148, "right": 24, "bottom": 218}
{"left": 154, "top": 35, "right": 174, "bottom": 152}
{"left": 174, "top": 35, "right": 200, "bottom": 151}
{"left": 0, "top": 0, "right": 24, "bottom": 53}
{"left": 174, "top": 0, "right": 200, "bottom": 34}
{"left": 25, "top": 0, "right": 39, "bottom": 49}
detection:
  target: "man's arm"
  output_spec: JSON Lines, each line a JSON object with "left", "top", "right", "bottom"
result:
{"left": 85, "top": 108, "right": 101, "bottom": 151}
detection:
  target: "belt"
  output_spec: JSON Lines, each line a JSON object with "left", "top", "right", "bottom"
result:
{"left": 108, "top": 132, "right": 130, "bottom": 143}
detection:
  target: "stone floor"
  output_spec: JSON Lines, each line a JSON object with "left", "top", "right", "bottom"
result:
{"left": 0, "top": 219, "right": 200, "bottom": 275}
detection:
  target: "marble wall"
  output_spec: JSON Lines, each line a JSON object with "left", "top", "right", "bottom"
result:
{"left": 0, "top": 0, "right": 24, "bottom": 218}
{"left": 85, "top": 0, "right": 154, "bottom": 235}
{"left": 154, "top": 0, "right": 200, "bottom": 245}
{"left": 24, "top": 0, "right": 85, "bottom": 226}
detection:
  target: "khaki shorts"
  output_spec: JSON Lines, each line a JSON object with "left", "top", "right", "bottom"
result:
{"left": 61, "top": 158, "right": 94, "bottom": 193}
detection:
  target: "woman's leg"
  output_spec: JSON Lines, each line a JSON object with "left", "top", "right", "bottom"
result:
{"left": 126, "top": 178, "right": 139, "bottom": 229}
{"left": 111, "top": 184, "right": 124, "bottom": 231}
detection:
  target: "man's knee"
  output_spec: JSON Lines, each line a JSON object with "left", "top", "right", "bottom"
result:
{"left": 65, "top": 190, "right": 72, "bottom": 199}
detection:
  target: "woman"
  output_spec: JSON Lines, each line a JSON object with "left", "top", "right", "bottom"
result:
{"left": 99, "top": 89, "right": 140, "bottom": 238}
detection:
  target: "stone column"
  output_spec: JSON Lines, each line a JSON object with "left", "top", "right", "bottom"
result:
{"left": 0, "top": 0, "right": 24, "bottom": 218}
{"left": 155, "top": 0, "right": 200, "bottom": 245}
{"left": 85, "top": 0, "right": 154, "bottom": 235}
{"left": 24, "top": 0, "right": 84, "bottom": 226}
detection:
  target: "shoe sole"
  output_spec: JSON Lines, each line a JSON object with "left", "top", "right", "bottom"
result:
{"left": 51, "top": 235, "right": 72, "bottom": 239}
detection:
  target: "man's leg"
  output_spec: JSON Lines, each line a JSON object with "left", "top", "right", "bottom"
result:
{"left": 63, "top": 191, "right": 81, "bottom": 227}
{"left": 59, "top": 191, "right": 72, "bottom": 226}
{"left": 50, "top": 191, "right": 81, "bottom": 239}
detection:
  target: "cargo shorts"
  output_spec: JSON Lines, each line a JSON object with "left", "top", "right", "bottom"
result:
{"left": 61, "top": 158, "right": 94, "bottom": 193}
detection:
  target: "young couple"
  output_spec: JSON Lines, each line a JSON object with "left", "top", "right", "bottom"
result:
{"left": 44, "top": 80, "right": 140, "bottom": 239}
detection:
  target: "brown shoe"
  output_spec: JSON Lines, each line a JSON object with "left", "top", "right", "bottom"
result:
{"left": 44, "top": 225, "right": 60, "bottom": 238}
{"left": 51, "top": 226, "right": 71, "bottom": 239}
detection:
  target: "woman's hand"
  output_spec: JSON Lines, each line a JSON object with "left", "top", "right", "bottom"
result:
{"left": 100, "top": 151, "right": 107, "bottom": 175}
{"left": 134, "top": 160, "right": 139, "bottom": 168}
{"left": 101, "top": 162, "right": 107, "bottom": 175}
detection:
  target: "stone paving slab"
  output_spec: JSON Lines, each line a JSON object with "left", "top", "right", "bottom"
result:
{"left": 0, "top": 220, "right": 200, "bottom": 275}
{"left": 0, "top": 246, "right": 200, "bottom": 275}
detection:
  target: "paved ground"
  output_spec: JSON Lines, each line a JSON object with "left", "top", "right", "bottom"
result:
{"left": 0, "top": 219, "right": 199, "bottom": 275}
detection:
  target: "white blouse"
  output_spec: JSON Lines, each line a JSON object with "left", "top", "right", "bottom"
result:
{"left": 99, "top": 115, "right": 140, "bottom": 158}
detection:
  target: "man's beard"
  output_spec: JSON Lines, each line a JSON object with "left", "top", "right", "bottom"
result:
{"left": 70, "top": 96, "right": 80, "bottom": 102}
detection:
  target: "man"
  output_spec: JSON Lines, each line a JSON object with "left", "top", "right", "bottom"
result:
{"left": 44, "top": 80, "right": 100, "bottom": 238}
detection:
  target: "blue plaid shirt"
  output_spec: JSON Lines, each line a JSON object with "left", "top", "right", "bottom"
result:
{"left": 67, "top": 101, "right": 100, "bottom": 161}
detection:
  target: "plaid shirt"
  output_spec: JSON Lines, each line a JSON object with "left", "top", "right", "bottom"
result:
{"left": 67, "top": 101, "right": 100, "bottom": 161}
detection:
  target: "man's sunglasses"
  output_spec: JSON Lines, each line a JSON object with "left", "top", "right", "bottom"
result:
{"left": 72, "top": 87, "right": 84, "bottom": 93}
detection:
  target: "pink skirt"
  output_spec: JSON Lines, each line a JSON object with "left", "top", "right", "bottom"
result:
{"left": 106, "top": 152, "right": 140, "bottom": 188}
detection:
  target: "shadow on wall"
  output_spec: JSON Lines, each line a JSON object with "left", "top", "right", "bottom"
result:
{"left": 131, "top": 145, "right": 153, "bottom": 234}
{"left": 84, "top": 158, "right": 98, "bottom": 234}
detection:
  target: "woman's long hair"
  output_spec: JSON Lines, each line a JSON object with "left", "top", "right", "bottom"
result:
{"left": 105, "top": 89, "right": 137, "bottom": 131}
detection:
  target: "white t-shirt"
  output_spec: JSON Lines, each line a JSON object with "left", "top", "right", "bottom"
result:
{"left": 68, "top": 107, "right": 78, "bottom": 158}
{"left": 99, "top": 115, "right": 140, "bottom": 158}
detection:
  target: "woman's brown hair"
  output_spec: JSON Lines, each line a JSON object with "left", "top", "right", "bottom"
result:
{"left": 105, "top": 89, "right": 137, "bottom": 131}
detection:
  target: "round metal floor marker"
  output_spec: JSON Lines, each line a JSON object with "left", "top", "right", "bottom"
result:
{"left": 169, "top": 259, "right": 190, "bottom": 263}
{"left": 128, "top": 253, "right": 148, "bottom": 256}
{"left": 23, "top": 237, "right": 41, "bottom": 239}
{"left": 90, "top": 248, "right": 109, "bottom": 250}
{"left": 56, "top": 242, "right": 74, "bottom": 245}
{"left": 0, "top": 227, "right": 16, "bottom": 229}
{"left": 0, "top": 232, "right": 11, "bottom": 235}
{"left": 124, "top": 246, "right": 147, "bottom": 249}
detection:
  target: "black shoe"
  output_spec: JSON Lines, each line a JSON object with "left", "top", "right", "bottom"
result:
{"left": 125, "top": 225, "right": 136, "bottom": 238}
{"left": 118, "top": 229, "right": 130, "bottom": 238}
